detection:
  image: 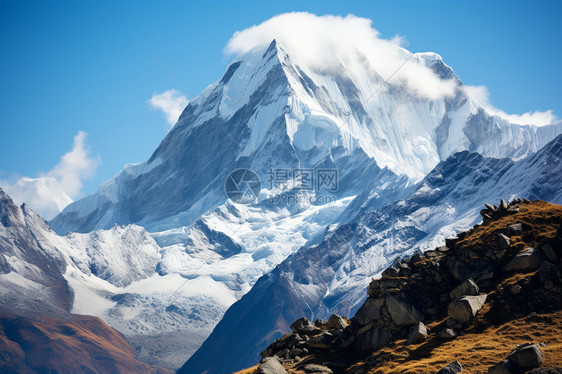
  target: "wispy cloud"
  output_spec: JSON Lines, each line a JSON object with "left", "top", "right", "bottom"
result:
{"left": 0, "top": 131, "right": 100, "bottom": 219}
{"left": 464, "top": 85, "right": 557, "bottom": 127}
{"left": 225, "top": 12, "right": 456, "bottom": 100}
{"left": 148, "top": 89, "right": 189, "bottom": 126}
{"left": 45, "top": 131, "right": 100, "bottom": 197}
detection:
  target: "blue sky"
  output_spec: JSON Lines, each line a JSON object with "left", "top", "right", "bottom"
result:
{"left": 1, "top": 0, "right": 561, "bottom": 199}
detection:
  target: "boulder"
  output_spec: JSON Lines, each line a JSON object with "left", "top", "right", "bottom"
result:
{"left": 485, "top": 203, "right": 497, "bottom": 211}
{"left": 258, "top": 357, "right": 287, "bottom": 374}
{"left": 326, "top": 314, "right": 348, "bottom": 330}
{"left": 437, "top": 328, "right": 457, "bottom": 339}
{"left": 510, "top": 284, "right": 522, "bottom": 295}
{"left": 304, "top": 364, "right": 333, "bottom": 373}
{"left": 500, "top": 199, "right": 508, "bottom": 211}
{"left": 507, "top": 223, "right": 523, "bottom": 235}
{"left": 407, "top": 322, "right": 427, "bottom": 344}
{"left": 356, "top": 327, "right": 391, "bottom": 351}
{"left": 289, "top": 348, "right": 305, "bottom": 359}
{"left": 540, "top": 261, "right": 558, "bottom": 283}
{"left": 436, "top": 360, "right": 462, "bottom": 373}
{"left": 488, "top": 359, "right": 518, "bottom": 374}
{"left": 386, "top": 296, "right": 424, "bottom": 326}
{"left": 355, "top": 297, "right": 384, "bottom": 326}
{"left": 448, "top": 294, "right": 487, "bottom": 324}
{"left": 498, "top": 234, "right": 511, "bottom": 250}
{"left": 528, "top": 369, "right": 562, "bottom": 374}
{"left": 503, "top": 248, "right": 545, "bottom": 273}
{"left": 382, "top": 267, "right": 399, "bottom": 278}
{"left": 290, "top": 318, "right": 323, "bottom": 335}
{"left": 507, "top": 343, "right": 544, "bottom": 370}
{"left": 540, "top": 243, "right": 558, "bottom": 261}
{"left": 450, "top": 278, "right": 479, "bottom": 300}
{"left": 307, "top": 332, "right": 335, "bottom": 349}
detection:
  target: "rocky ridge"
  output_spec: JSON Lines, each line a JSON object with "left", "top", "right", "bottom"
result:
{"left": 253, "top": 199, "right": 562, "bottom": 374}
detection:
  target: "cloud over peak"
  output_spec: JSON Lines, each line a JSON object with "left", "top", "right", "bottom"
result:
{"left": 225, "top": 12, "right": 457, "bottom": 100}
{"left": 464, "top": 85, "right": 557, "bottom": 127}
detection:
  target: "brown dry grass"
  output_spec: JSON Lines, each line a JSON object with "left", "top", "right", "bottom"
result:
{"left": 236, "top": 365, "right": 258, "bottom": 374}
{"left": 355, "top": 311, "right": 562, "bottom": 374}
{"left": 457, "top": 201, "right": 562, "bottom": 254}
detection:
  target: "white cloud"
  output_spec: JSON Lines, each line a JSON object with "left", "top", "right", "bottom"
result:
{"left": 45, "top": 131, "right": 100, "bottom": 197}
{"left": 225, "top": 12, "right": 456, "bottom": 100}
{"left": 148, "top": 89, "right": 189, "bottom": 126}
{"left": 0, "top": 131, "right": 99, "bottom": 219}
{"left": 464, "top": 85, "right": 557, "bottom": 127}
{"left": 2, "top": 177, "right": 72, "bottom": 220}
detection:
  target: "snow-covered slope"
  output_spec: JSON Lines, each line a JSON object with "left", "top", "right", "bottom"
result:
{"left": 181, "top": 134, "right": 562, "bottom": 374}
{"left": 51, "top": 40, "right": 562, "bottom": 235}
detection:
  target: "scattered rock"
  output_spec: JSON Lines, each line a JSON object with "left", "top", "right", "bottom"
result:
{"left": 488, "top": 359, "right": 519, "bottom": 374}
{"left": 485, "top": 203, "right": 497, "bottom": 211}
{"left": 498, "top": 234, "right": 511, "bottom": 250}
{"left": 500, "top": 199, "right": 508, "bottom": 211}
{"left": 356, "top": 327, "right": 391, "bottom": 350}
{"left": 507, "top": 223, "right": 523, "bottom": 235}
{"left": 540, "top": 243, "right": 558, "bottom": 262}
{"left": 257, "top": 357, "right": 287, "bottom": 374}
{"left": 508, "top": 343, "right": 545, "bottom": 370}
{"left": 303, "top": 364, "right": 333, "bottom": 373}
{"left": 436, "top": 360, "right": 462, "bottom": 373}
{"left": 437, "top": 328, "right": 457, "bottom": 339}
{"left": 503, "top": 248, "right": 545, "bottom": 273}
{"left": 510, "top": 284, "right": 522, "bottom": 295}
{"left": 540, "top": 261, "right": 558, "bottom": 283}
{"left": 407, "top": 322, "right": 427, "bottom": 345}
{"left": 307, "top": 332, "right": 335, "bottom": 349}
{"left": 448, "top": 294, "right": 487, "bottom": 324}
{"left": 382, "top": 267, "right": 399, "bottom": 278}
{"left": 290, "top": 318, "right": 323, "bottom": 335}
{"left": 450, "top": 278, "right": 479, "bottom": 300}
{"left": 528, "top": 368, "right": 562, "bottom": 374}
{"left": 326, "top": 314, "right": 348, "bottom": 330}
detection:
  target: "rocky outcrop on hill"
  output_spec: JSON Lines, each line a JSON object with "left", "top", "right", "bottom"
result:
{"left": 255, "top": 199, "right": 562, "bottom": 373}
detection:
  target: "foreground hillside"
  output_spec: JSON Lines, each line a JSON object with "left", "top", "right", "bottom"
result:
{"left": 243, "top": 199, "right": 562, "bottom": 373}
